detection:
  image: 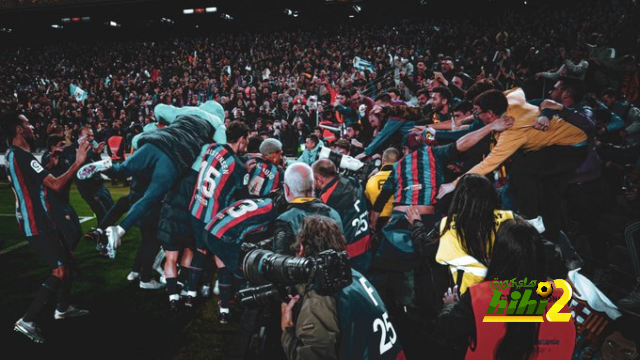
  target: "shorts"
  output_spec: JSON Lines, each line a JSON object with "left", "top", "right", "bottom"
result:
{"left": 28, "top": 230, "right": 71, "bottom": 269}
{"left": 157, "top": 171, "right": 198, "bottom": 252}
{"left": 206, "top": 232, "right": 242, "bottom": 271}
{"left": 191, "top": 215, "right": 208, "bottom": 250}
{"left": 52, "top": 203, "right": 82, "bottom": 250}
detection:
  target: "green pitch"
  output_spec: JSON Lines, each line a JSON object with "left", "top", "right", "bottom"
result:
{"left": 0, "top": 182, "right": 236, "bottom": 359}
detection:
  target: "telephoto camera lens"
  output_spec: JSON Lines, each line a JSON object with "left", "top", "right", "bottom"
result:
{"left": 317, "top": 147, "right": 364, "bottom": 172}
{"left": 237, "top": 284, "right": 282, "bottom": 308}
{"left": 243, "top": 249, "right": 314, "bottom": 286}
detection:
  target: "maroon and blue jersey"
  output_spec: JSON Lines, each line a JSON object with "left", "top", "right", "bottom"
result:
{"left": 189, "top": 143, "right": 248, "bottom": 223}
{"left": 205, "top": 198, "right": 278, "bottom": 271}
{"left": 382, "top": 144, "right": 454, "bottom": 206}
{"left": 247, "top": 157, "right": 284, "bottom": 198}
{"left": 205, "top": 198, "right": 277, "bottom": 244}
{"left": 5, "top": 146, "right": 54, "bottom": 237}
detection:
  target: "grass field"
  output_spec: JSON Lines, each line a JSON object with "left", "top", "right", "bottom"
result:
{"left": 0, "top": 182, "right": 237, "bottom": 359}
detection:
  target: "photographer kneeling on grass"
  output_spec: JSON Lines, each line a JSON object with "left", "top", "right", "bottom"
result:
{"left": 280, "top": 215, "right": 406, "bottom": 360}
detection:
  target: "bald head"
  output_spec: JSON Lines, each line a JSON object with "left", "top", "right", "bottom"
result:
{"left": 284, "top": 162, "right": 315, "bottom": 201}
{"left": 312, "top": 159, "right": 338, "bottom": 191}
{"left": 312, "top": 159, "right": 338, "bottom": 179}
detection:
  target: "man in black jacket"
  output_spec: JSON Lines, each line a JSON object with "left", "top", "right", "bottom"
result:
{"left": 312, "top": 159, "right": 372, "bottom": 273}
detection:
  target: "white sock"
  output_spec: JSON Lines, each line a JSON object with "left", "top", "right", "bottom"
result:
{"left": 169, "top": 294, "right": 180, "bottom": 301}
{"left": 219, "top": 307, "right": 230, "bottom": 314}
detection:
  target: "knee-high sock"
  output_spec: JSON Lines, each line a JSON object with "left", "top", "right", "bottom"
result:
{"left": 178, "top": 265, "right": 189, "bottom": 285}
{"left": 166, "top": 277, "right": 179, "bottom": 300}
{"left": 186, "top": 251, "right": 205, "bottom": 295}
{"left": 201, "top": 256, "right": 216, "bottom": 287}
{"left": 218, "top": 267, "right": 231, "bottom": 310}
{"left": 24, "top": 276, "right": 61, "bottom": 322}
{"left": 56, "top": 275, "right": 72, "bottom": 312}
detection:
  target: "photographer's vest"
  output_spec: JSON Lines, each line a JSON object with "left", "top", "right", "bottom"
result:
{"left": 319, "top": 176, "right": 372, "bottom": 273}
{"left": 467, "top": 281, "right": 575, "bottom": 360}
{"left": 365, "top": 165, "right": 394, "bottom": 218}
{"left": 436, "top": 210, "right": 514, "bottom": 293}
{"left": 278, "top": 198, "right": 343, "bottom": 237}
{"left": 333, "top": 270, "right": 405, "bottom": 360}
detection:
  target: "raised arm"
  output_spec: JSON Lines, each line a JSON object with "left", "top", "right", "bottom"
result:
{"left": 43, "top": 142, "right": 90, "bottom": 192}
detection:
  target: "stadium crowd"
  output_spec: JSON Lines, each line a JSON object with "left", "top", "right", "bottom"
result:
{"left": 2, "top": 0, "right": 640, "bottom": 358}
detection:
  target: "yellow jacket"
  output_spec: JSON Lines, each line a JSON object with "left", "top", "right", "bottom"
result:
{"left": 466, "top": 88, "right": 587, "bottom": 177}
{"left": 365, "top": 165, "right": 394, "bottom": 217}
{"left": 436, "top": 210, "right": 514, "bottom": 293}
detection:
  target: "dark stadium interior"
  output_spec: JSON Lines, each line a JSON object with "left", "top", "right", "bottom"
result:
{"left": 1, "top": 0, "right": 640, "bottom": 359}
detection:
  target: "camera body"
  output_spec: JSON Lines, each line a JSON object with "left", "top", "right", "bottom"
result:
{"left": 312, "top": 249, "right": 353, "bottom": 295}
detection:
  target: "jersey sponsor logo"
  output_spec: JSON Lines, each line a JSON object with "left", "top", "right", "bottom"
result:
{"left": 30, "top": 160, "right": 44, "bottom": 173}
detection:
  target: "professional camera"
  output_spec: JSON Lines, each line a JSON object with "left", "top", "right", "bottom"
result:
{"left": 239, "top": 248, "right": 352, "bottom": 308}
{"left": 237, "top": 283, "right": 288, "bottom": 308}
{"left": 317, "top": 147, "right": 381, "bottom": 182}
{"left": 241, "top": 238, "right": 273, "bottom": 255}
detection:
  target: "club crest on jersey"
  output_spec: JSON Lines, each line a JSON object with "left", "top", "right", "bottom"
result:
{"left": 31, "top": 160, "right": 44, "bottom": 173}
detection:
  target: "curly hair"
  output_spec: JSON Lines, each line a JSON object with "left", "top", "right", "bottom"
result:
{"left": 292, "top": 215, "right": 346, "bottom": 257}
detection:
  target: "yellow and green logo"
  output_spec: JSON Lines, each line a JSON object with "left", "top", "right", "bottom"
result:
{"left": 483, "top": 279, "right": 572, "bottom": 323}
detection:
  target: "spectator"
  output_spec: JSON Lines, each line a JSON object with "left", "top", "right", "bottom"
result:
{"left": 436, "top": 218, "right": 576, "bottom": 359}
{"left": 297, "top": 134, "right": 322, "bottom": 165}
{"left": 437, "top": 86, "right": 594, "bottom": 243}
{"left": 435, "top": 173, "right": 515, "bottom": 293}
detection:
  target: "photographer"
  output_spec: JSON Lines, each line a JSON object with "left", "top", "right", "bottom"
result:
{"left": 273, "top": 163, "right": 342, "bottom": 255}
{"left": 281, "top": 216, "right": 405, "bottom": 360}
{"left": 312, "top": 159, "right": 372, "bottom": 273}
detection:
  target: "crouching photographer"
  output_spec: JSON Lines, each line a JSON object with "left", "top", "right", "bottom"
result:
{"left": 274, "top": 215, "right": 405, "bottom": 360}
